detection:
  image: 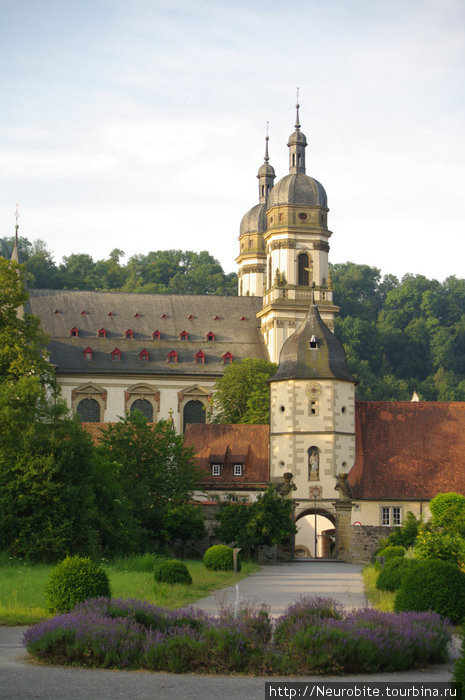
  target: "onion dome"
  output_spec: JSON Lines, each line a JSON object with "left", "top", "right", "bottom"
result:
{"left": 271, "top": 298, "right": 356, "bottom": 383}
{"left": 240, "top": 131, "right": 275, "bottom": 235}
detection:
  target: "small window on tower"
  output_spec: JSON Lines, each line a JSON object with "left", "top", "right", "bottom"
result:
{"left": 309, "top": 335, "right": 318, "bottom": 349}
{"left": 310, "top": 400, "right": 318, "bottom": 416}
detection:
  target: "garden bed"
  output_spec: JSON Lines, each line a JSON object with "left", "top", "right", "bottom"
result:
{"left": 24, "top": 595, "right": 452, "bottom": 675}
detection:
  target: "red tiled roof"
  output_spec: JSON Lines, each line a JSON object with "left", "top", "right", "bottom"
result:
{"left": 349, "top": 402, "right": 465, "bottom": 499}
{"left": 184, "top": 423, "right": 269, "bottom": 489}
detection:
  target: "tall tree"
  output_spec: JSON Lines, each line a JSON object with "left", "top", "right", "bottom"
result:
{"left": 210, "top": 358, "right": 278, "bottom": 424}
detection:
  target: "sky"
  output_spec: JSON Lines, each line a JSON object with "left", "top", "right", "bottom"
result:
{"left": 0, "top": 0, "right": 464, "bottom": 281}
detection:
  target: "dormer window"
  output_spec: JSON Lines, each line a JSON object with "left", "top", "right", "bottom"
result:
{"left": 233, "top": 464, "right": 243, "bottom": 476}
{"left": 240, "top": 316, "right": 247, "bottom": 321}
{"left": 139, "top": 349, "right": 149, "bottom": 361}
{"left": 167, "top": 350, "right": 178, "bottom": 363}
{"left": 80, "top": 310, "right": 87, "bottom": 315}
{"left": 83, "top": 347, "right": 93, "bottom": 361}
{"left": 111, "top": 348, "right": 122, "bottom": 361}
{"left": 222, "top": 352, "right": 234, "bottom": 365}
{"left": 134, "top": 312, "right": 140, "bottom": 318}
{"left": 211, "top": 464, "right": 222, "bottom": 476}
{"left": 194, "top": 350, "right": 205, "bottom": 365}
{"left": 125, "top": 329, "right": 134, "bottom": 339}
{"left": 180, "top": 331, "right": 188, "bottom": 341}
{"left": 161, "top": 313, "right": 168, "bottom": 319}
{"left": 152, "top": 330, "right": 161, "bottom": 340}
{"left": 108, "top": 311, "right": 114, "bottom": 316}
{"left": 70, "top": 327, "right": 79, "bottom": 337}
{"left": 187, "top": 314, "right": 195, "bottom": 320}
{"left": 98, "top": 328, "right": 106, "bottom": 338}
{"left": 213, "top": 315, "right": 220, "bottom": 320}
{"left": 53, "top": 309, "right": 60, "bottom": 314}
{"left": 206, "top": 331, "right": 215, "bottom": 341}
{"left": 309, "top": 335, "right": 318, "bottom": 349}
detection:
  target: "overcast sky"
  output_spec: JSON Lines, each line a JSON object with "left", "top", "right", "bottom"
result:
{"left": 1, "top": 0, "right": 464, "bottom": 281}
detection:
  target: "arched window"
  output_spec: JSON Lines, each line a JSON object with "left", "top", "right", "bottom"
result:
{"left": 268, "top": 258, "right": 272, "bottom": 288}
{"left": 130, "top": 399, "right": 153, "bottom": 422}
{"left": 298, "top": 253, "right": 310, "bottom": 286}
{"left": 183, "top": 400, "right": 205, "bottom": 432}
{"left": 76, "top": 397, "right": 100, "bottom": 422}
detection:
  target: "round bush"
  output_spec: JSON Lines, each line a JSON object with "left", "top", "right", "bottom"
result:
{"left": 394, "top": 558, "right": 465, "bottom": 624}
{"left": 376, "top": 556, "right": 416, "bottom": 592}
{"left": 154, "top": 559, "right": 192, "bottom": 585}
{"left": 45, "top": 555, "right": 111, "bottom": 613}
{"left": 203, "top": 545, "right": 240, "bottom": 572}
{"left": 377, "top": 545, "right": 406, "bottom": 561}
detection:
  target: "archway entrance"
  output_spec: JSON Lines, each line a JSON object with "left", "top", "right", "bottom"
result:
{"left": 294, "top": 507, "right": 336, "bottom": 559}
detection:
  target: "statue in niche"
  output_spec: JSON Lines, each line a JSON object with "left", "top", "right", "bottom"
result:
{"left": 308, "top": 447, "right": 319, "bottom": 481}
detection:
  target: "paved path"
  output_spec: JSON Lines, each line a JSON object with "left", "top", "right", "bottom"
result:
{"left": 191, "top": 561, "right": 368, "bottom": 615}
{"left": 0, "top": 562, "right": 459, "bottom": 700}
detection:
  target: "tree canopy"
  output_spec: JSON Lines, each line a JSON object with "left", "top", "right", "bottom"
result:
{"left": 210, "top": 358, "right": 278, "bottom": 424}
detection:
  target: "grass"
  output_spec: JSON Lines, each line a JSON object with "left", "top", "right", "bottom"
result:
{"left": 362, "top": 563, "right": 396, "bottom": 612}
{"left": 0, "top": 553, "right": 260, "bottom": 625}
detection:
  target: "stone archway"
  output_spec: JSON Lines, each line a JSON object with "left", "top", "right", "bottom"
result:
{"left": 294, "top": 505, "right": 337, "bottom": 559}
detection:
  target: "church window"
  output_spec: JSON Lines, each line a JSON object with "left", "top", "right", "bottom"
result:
{"left": 381, "top": 507, "right": 401, "bottom": 526}
{"left": 167, "top": 350, "right": 178, "bottom": 363}
{"left": 292, "top": 154, "right": 295, "bottom": 167}
{"left": 279, "top": 213, "right": 284, "bottom": 221}
{"left": 249, "top": 239, "right": 253, "bottom": 247}
{"left": 233, "top": 464, "right": 243, "bottom": 476}
{"left": 298, "top": 153, "right": 302, "bottom": 166}
{"left": 206, "top": 331, "right": 215, "bottom": 341}
{"left": 130, "top": 398, "right": 153, "bottom": 422}
{"left": 180, "top": 330, "right": 188, "bottom": 341}
{"left": 98, "top": 328, "right": 106, "bottom": 338}
{"left": 139, "top": 349, "right": 149, "bottom": 361}
{"left": 125, "top": 329, "right": 133, "bottom": 339}
{"left": 111, "top": 347, "right": 122, "bottom": 361}
{"left": 211, "top": 464, "right": 222, "bottom": 476}
{"left": 70, "top": 327, "right": 78, "bottom": 337}
{"left": 183, "top": 400, "right": 206, "bottom": 432}
{"left": 298, "top": 253, "right": 310, "bottom": 286}
{"left": 280, "top": 405, "right": 285, "bottom": 413}
{"left": 194, "top": 350, "right": 205, "bottom": 364}
{"left": 152, "top": 330, "right": 161, "bottom": 340}
{"left": 298, "top": 212, "right": 308, "bottom": 220}
{"left": 222, "top": 352, "right": 234, "bottom": 365}
{"left": 76, "top": 397, "right": 100, "bottom": 422}
{"left": 82, "top": 347, "right": 93, "bottom": 361}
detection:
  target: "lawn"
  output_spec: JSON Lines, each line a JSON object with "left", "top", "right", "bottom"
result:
{"left": 0, "top": 553, "right": 260, "bottom": 625}
{"left": 362, "top": 563, "right": 395, "bottom": 612}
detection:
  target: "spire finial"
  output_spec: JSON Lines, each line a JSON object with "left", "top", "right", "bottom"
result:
{"left": 295, "top": 87, "right": 301, "bottom": 131}
{"left": 264, "top": 121, "right": 270, "bottom": 163}
{"left": 15, "top": 203, "right": 19, "bottom": 247}
{"left": 311, "top": 280, "right": 316, "bottom": 305}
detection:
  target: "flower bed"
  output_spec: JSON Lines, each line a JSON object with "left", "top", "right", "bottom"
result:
{"left": 24, "top": 596, "right": 452, "bottom": 675}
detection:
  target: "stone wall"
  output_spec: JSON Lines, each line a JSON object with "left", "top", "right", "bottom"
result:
{"left": 350, "top": 525, "right": 397, "bottom": 563}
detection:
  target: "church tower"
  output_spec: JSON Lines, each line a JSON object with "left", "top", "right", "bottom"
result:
{"left": 257, "top": 101, "right": 339, "bottom": 363}
{"left": 236, "top": 133, "right": 275, "bottom": 297}
{"left": 269, "top": 298, "right": 356, "bottom": 556}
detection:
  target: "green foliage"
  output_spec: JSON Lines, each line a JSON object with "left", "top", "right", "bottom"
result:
{"left": 377, "top": 545, "right": 406, "bottom": 561}
{"left": 453, "top": 631, "right": 465, "bottom": 687}
{"left": 45, "top": 556, "right": 111, "bottom": 613}
{"left": 210, "top": 358, "right": 278, "bottom": 424}
{"left": 375, "top": 512, "right": 421, "bottom": 552}
{"left": 376, "top": 556, "right": 415, "bottom": 592}
{"left": 429, "top": 492, "right": 465, "bottom": 535}
{"left": 394, "top": 559, "right": 465, "bottom": 624}
{"left": 0, "top": 256, "right": 52, "bottom": 384}
{"left": 98, "top": 412, "right": 202, "bottom": 552}
{"left": 414, "top": 529, "right": 465, "bottom": 568}
{"left": 203, "top": 545, "right": 238, "bottom": 572}
{"left": 153, "top": 559, "right": 192, "bottom": 585}
{"left": 162, "top": 503, "right": 206, "bottom": 557}
{"left": 216, "top": 486, "right": 296, "bottom": 553}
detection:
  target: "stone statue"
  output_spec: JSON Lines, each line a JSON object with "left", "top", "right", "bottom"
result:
{"left": 308, "top": 448, "right": 319, "bottom": 481}
{"left": 335, "top": 473, "right": 352, "bottom": 502}
{"left": 276, "top": 472, "right": 297, "bottom": 497}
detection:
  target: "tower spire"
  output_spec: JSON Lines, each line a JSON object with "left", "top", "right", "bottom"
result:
{"left": 295, "top": 87, "right": 301, "bottom": 131}
{"left": 257, "top": 123, "right": 275, "bottom": 203}
{"left": 11, "top": 204, "right": 21, "bottom": 264}
{"left": 288, "top": 89, "right": 307, "bottom": 175}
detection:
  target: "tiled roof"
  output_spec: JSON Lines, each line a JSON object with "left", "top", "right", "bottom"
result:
{"left": 28, "top": 290, "right": 267, "bottom": 376}
{"left": 184, "top": 423, "right": 269, "bottom": 490}
{"left": 349, "top": 401, "right": 465, "bottom": 499}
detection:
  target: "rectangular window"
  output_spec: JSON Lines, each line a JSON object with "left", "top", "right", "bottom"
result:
{"left": 310, "top": 400, "right": 318, "bottom": 415}
{"left": 233, "top": 464, "right": 243, "bottom": 476}
{"left": 381, "top": 506, "right": 402, "bottom": 526}
{"left": 211, "top": 464, "right": 221, "bottom": 476}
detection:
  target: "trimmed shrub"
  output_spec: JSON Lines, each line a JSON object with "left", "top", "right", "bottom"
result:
{"left": 154, "top": 559, "right": 192, "bottom": 585}
{"left": 377, "top": 545, "right": 406, "bottom": 561}
{"left": 376, "top": 556, "right": 416, "bottom": 592}
{"left": 394, "top": 558, "right": 465, "bottom": 624}
{"left": 45, "top": 556, "right": 111, "bottom": 613}
{"left": 203, "top": 545, "right": 240, "bottom": 572}
{"left": 414, "top": 529, "right": 465, "bottom": 568}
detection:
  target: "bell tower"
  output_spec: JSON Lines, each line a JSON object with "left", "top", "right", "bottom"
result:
{"left": 257, "top": 101, "right": 339, "bottom": 363}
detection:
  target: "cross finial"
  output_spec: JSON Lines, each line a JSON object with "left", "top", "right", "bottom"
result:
{"left": 14, "top": 203, "right": 19, "bottom": 246}
{"left": 295, "top": 87, "right": 301, "bottom": 130}
{"left": 264, "top": 121, "right": 270, "bottom": 163}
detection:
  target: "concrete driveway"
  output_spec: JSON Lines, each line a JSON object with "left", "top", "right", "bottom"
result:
{"left": 0, "top": 562, "right": 458, "bottom": 700}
